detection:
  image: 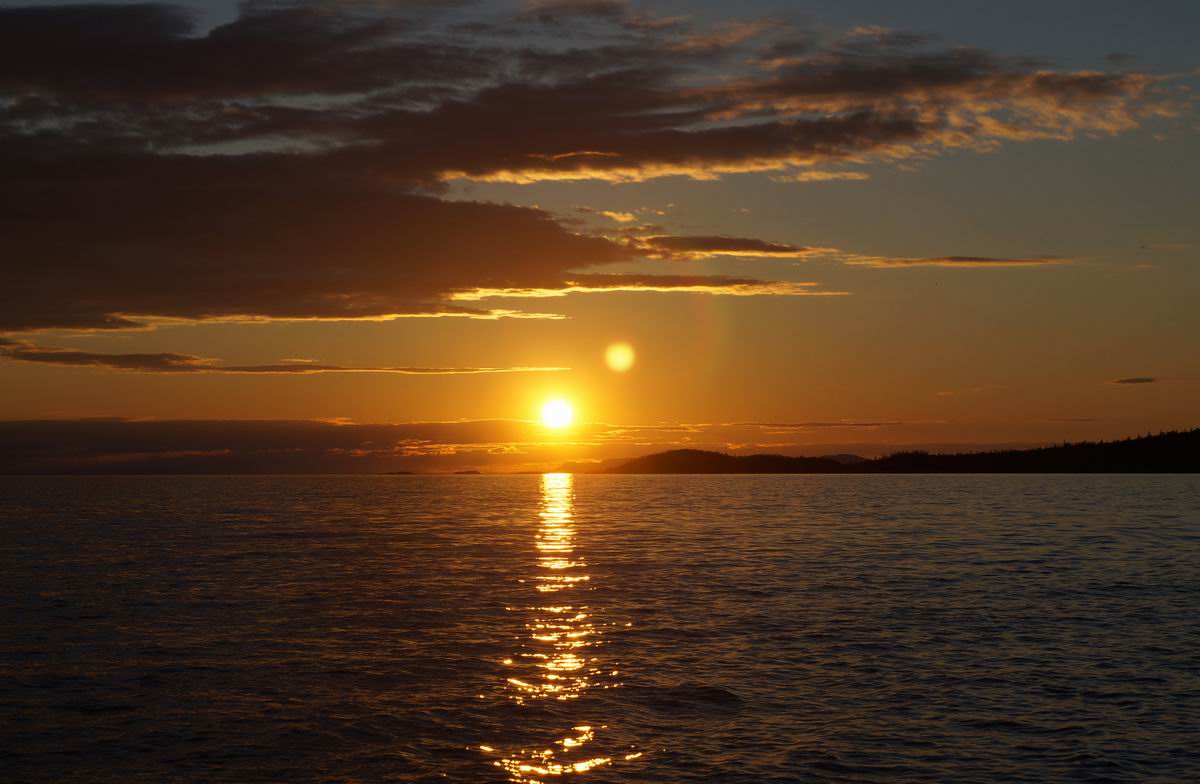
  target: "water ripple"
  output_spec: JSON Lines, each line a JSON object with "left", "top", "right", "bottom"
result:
{"left": 1, "top": 474, "right": 1197, "bottom": 782}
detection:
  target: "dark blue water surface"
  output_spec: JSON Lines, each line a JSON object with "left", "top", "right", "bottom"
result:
{"left": 1, "top": 474, "right": 1198, "bottom": 783}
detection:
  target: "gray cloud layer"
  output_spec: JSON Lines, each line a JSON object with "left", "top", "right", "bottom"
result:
{"left": 0, "top": 1, "right": 1173, "bottom": 332}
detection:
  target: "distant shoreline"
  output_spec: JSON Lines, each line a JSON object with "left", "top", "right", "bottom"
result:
{"left": 560, "top": 429, "right": 1200, "bottom": 475}
{"left": 0, "top": 429, "right": 1195, "bottom": 476}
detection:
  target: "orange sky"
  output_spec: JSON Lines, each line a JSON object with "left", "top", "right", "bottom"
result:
{"left": 0, "top": 0, "right": 1197, "bottom": 471}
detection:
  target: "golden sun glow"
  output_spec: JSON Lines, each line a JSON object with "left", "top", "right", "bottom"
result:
{"left": 541, "top": 399, "right": 575, "bottom": 429}
{"left": 604, "top": 342, "right": 635, "bottom": 373}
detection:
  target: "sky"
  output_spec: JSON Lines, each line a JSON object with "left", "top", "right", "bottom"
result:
{"left": 0, "top": 0, "right": 1197, "bottom": 472}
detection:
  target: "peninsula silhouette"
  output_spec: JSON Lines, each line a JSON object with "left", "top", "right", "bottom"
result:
{"left": 583, "top": 430, "right": 1200, "bottom": 474}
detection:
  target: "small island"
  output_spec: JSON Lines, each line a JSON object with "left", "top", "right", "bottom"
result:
{"left": 570, "top": 429, "right": 1200, "bottom": 474}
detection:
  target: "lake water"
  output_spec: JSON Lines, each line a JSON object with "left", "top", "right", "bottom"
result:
{"left": 1, "top": 474, "right": 1198, "bottom": 782}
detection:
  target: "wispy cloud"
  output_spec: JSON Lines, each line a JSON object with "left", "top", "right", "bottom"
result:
{"left": 450, "top": 274, "right": 842, "bottom": 299}
{"left": 770, "top": 170, "right": 871, "bottom": 182}
{"left": 1140, "top": 243, "right": 1195, "bottom": 251}
{"left": 726, "top": 421, "right": 906, "bottom": 429}
{"left": 0, "top": 339, "right": 568, "bottom": 375}
{"left": 846, "top": 255, "right": 1071, "bottom": 268}
{"left": 628, "top": 235, "right": 825, "bottom": 260}
{"left": 623, "top": 237, "right": 1071, "bottom": 270}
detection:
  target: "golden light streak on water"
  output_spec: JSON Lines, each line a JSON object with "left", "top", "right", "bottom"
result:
{"left": 482, "top": 473, "right": 642, "bottom": 782}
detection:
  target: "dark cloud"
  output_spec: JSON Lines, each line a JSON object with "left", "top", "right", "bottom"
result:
{"left": 0, "top": 154, "right": 628, "bottom": 331}
{"left": 0, "top": 141, "right": 834, "bottom": 330}
{"left": 756, "top": 35, "right": 818, "bottom": 66}
{"left": 0, "top": 2, "right": 1172, "bottom": 332}
{"left": 0, "top": 3, "right": 490, "bottom": 103}
{"left": 214, "top": 364, "right": 565, "bottom": 374}
{"left": 710, "top": 45, "right": 1147, "bottom": 116}
{"left": 1, "top": 3, "right": 1166, "bottom": 174}
{"left": 842, "top": 26, "right": 940, "bottom": 50}
{"left": 1, "top": 342, "right": 210, "bottom": 372}
{"left": 0, "top": 339, "right": 567, "bottom": 375}
{"left": 524, "top": 0, "right": 629, "bottom": 22}
{"left": 1110, "top": 377, "right": 1156, "bottom": 384}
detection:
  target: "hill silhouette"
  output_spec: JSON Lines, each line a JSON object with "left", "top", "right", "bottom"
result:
{"left": 602, "top": 429, "right": 1200, "bottom": 474}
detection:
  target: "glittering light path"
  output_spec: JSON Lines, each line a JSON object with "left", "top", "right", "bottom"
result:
{"left": 484, "top": 473, "right": 639, "bottom": 782}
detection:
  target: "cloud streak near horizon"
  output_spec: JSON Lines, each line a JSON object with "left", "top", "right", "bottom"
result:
{"left": 846, "top": 255, "right": 1071, "bottom": 268}
{"left": 0, "top": 339, "right": 568, "bottom": 375}
{"left": 0, "top": 0, "right": 1177, "bottom": 333}
{"left": 0, "top": 416, "right": 929, "bottom": 474}
{"left": 0, "top": 415, "right": 1127, "bottom": 474}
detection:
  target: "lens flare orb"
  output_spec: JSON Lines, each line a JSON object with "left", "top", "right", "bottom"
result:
{"left": 605, "top": 342, "right": 635, "bottom": 373}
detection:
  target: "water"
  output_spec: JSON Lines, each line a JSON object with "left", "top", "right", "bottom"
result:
{"left": 1, "top": 474, "right": 1198, "bottom": 783}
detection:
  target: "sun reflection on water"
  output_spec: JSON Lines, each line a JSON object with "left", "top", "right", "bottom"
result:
{"left": 483, "top": 473, "right": 637, "bottom": 782}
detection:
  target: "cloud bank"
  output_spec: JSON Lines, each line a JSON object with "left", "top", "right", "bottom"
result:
{"left": 0, "top": 1, "right": 1174, "bottom": 332}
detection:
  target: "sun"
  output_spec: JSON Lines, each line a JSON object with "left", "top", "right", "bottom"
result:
{"left": 541, "top": 399, "right": 574, "bottom": 429}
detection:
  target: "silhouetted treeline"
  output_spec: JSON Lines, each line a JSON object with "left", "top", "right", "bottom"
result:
{"left": 604, "top": 429, "right": 1200, "bottom": 474}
